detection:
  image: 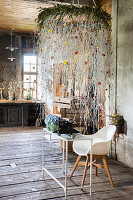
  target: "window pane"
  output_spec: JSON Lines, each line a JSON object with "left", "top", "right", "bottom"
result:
{"left": 31, "top": 64, "right": 37, "bottom": 72}
{"left": 24, "top": 75, "right": 30, "bottom": 82}
{"left": 24, "top": 82, "right": 36, "bottom": 90}
{"left": 23, "top": 55, "right": 37, "bottom": 100}
{"left": 24, "top": 56, "right": 30, "bottom": 64}
{"left": 24, "top": 90, "right": 36, "bottom": 100}
{"left": 30, "top": 83, "right": 36, "bottom": 89}
{"left": 24, "top": 64, "right": 37, "bottom": 73}
{"left": 30, "top": 56, "right": 36, "bottom": 64}
{"left": 31, "top": 75, "right": 36, "bottom": 82}
{"left": 24, "top": 55, "right": 36, "bottom": 64}
{"left": 24, "top": 82, "right": 30, "bottom": 90}
{"left": 33, "top": 91, "right": 36, "bottom": 99}
{"left": 24, "top": 64, "right": 30, "bottom": 72}
{"left": 24, "top": 75, "right": 36, "bottom": 83}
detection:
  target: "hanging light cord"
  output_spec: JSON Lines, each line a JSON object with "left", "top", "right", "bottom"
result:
{"left": 11, "top": 29, "right": 13, "bottom": 47}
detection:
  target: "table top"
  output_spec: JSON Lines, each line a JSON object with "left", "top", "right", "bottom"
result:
{"left": 43, "top": 128, "right": 93, "bottom": 142}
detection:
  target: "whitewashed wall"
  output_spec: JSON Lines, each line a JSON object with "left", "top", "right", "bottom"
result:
{"left": 111, "top": 0, "right": 133, "bottom": 167}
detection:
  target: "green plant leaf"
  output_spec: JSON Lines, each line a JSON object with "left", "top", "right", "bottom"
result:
{"left": 36, "top": 5, "right": 111, "bottom": 30}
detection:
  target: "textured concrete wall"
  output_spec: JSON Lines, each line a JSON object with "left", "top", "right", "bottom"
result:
{"left": 111, "top": 0, "right": 133, "bottom": 167}
{"left": 0, "top": 32, "right": 22, "bottom": 84}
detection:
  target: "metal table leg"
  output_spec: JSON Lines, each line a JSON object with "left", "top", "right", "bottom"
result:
{"left": 62, "top": 140, "right": 65, "bottom": 173}
{"left": 65, "top": 141, "right": 68, "bottom": 199}
{"left": 42, "top": 136, "right": 44, "bottom": 177}
{"left": 90, "top": 139, "right": 92, "bottom": 196}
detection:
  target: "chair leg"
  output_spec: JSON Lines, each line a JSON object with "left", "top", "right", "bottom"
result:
{"left": 81, "top": 155, "right": 89, "bottom": 187}
{"left": 95, "top": 158, "right": 98, "bottom": 176}
{"left": 70, "top": 155, "right": 81, "bottom": 179}
{"left": 102, "top": 155, "right": 114, "bottom": 187}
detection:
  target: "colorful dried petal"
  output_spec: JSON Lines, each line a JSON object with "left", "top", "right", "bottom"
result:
{"left": 85, "top": 61, "right": 87, "bottom": 65}
{"left": 98, "top": 82, "right": 101, "bottom": 85}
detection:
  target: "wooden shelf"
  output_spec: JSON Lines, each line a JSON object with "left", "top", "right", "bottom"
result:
{"left": 0, "top": 100, "right": 36, "bottom": 103}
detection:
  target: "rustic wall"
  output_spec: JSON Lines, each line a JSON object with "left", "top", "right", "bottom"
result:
{"left": 0, "top": 32, "right": 18, "bottom": 83}
{"left": 0, "top": 31, "right": 34, "bottom": 99}
{"left": 111, "top": 0, "right": 133, "bottom": 167}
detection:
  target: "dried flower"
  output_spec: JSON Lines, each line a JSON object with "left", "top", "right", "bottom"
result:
{"left": 111, "top": 113, "right": 123, "bottom": 126}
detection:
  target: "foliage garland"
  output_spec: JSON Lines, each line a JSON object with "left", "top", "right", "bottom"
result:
{"left": 37, "top": 4, "right": 111, "bottom": 30}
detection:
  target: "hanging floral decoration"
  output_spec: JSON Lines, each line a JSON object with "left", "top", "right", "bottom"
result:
{"left": 36, "top": 4, "right": 111, "bottom": 132}
{"left": 36, "top": 5, "right": 111, "bottom": 30}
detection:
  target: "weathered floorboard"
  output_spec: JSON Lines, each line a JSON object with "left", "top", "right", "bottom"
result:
{"left": 0, "top": 127, "right": 133, "bottom": 200}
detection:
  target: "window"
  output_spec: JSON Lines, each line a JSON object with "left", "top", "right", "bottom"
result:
{"left": 23, "top": 54, "right": 37, "bottom": 100}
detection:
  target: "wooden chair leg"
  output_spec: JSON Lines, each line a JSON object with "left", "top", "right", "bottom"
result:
{"left": 102, "top": 155, "right": 114, "bottom": 187}
{"left": 81, "top": 155, "right": 89, "bottom": 187}
{"left": 70, "top": 155, "right": 81, "bottom": 179}
{"left": 95, "top": 158, "right": 98, "bottom": 176}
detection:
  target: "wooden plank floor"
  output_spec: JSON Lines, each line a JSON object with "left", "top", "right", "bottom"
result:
{"left": 0, "top": 127, "right": 133, "bottom": 200}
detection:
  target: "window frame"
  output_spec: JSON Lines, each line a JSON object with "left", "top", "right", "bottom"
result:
{"left": 23, "top": 52, "right": 38, "bottom": 100}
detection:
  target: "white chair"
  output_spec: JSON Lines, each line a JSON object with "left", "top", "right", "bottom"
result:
{"left": 70, "top": 125, "right": 116, "bottom": 187}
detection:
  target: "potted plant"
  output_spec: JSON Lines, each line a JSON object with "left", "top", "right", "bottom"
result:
{"left": 111, "top": 113, "right": 124, "bottom": 135}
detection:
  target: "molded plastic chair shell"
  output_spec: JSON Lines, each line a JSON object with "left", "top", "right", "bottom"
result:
{"left": 73, "top": 125, "right": 116, "bottom": 156}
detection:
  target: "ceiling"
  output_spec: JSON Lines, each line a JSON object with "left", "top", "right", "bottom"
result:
{"left": 0, "top": 0, "right": 52, "bottom": 33}
{"left": 0, "top": 0, "right": 112, "bottom": 33}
